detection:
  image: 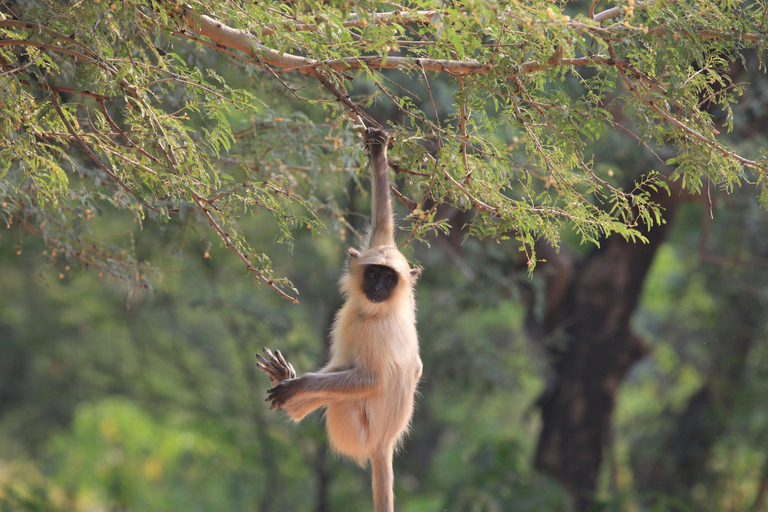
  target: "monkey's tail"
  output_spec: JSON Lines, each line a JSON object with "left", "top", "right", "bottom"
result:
{"left": 370, "top": 446, "right": 394, "bottom": 512}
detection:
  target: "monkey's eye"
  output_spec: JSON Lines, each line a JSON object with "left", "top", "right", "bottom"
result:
{"left": 366, "top": 270, "right": 376, "bottom": 279}
{"left": 386, "top": 275, "right": 395, "bottom": 284}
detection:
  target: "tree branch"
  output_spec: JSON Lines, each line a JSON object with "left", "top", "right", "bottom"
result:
{"left": 181, "top": 7, "right": 762, "bottom": 81}
{"left": 609, "top": 44, "right": 768, "bottom": 173}
{"left": 191, "top": 194, "right": 300, "bottom": 304}
{"left": 182, "top": 11, "right": 630, "bottom": 78}
{"left": 256, "top": 9, "right": 439, "bottom": 37}
{"left": 49, "top": 88, "right": 166, "bottom": 214}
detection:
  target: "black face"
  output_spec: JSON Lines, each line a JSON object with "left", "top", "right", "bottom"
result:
{"left": 362, "top": 265, "right": 399, "bottom": 303}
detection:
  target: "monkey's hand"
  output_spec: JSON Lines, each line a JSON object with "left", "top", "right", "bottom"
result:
{"left": 256, "top": 347, "right": 296, "bottom": 387}
{"left": 364, "top": 127, "right": 389, "bottom": 151}
{"left": 266, "top": 378, "right": 302, "bottom": 411}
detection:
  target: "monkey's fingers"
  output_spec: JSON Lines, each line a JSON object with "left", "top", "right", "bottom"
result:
{"left": 255, "top": 353, "right": 272, "bottom": 371}
{"left": 274, "top": 351, "right": 292, "bottom": 380}
{"left": 275, "top": 349, "right": 290, "bottom": 369}
{"left": 266, "top": 385, "right": 288, "bottom": 402}
{"left": 260, "top": 348, "right": 286, "bottom": 372}
{"left": 256, "top": 354, "right": 275, "bottom": 369}
{"left": 263, "top": 348, "right": 296, "bottom": 381}
{"left": 265, "top": 392, "right": 285, "bottom": 411}
{"left": 256, "top": 363, "right": 282, "bottom": 386}
{"left": 257, "top": 365, "right": 288, "bottom": 389}
{"left": 256, "top": 353, "right": 278, "bottom": 372}
{"left": 262, "top": 347, "right": 281, "bottom": 366}
{"left": 364, "top": 127, "right": 389, "bottom": 145}
{"left": 262, "top": 347, "right": 279, "bottom": 366}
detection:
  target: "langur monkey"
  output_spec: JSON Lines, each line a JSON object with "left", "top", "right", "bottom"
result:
{"left": 257, "top": 127, "right": 422, "bottom": 512}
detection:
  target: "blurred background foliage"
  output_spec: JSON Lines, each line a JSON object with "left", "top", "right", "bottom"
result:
{"left": 2, "top": 1, "right": 768, "bottom": 511}
{"left": 3, "top": 165, "right": 768, "bottom": 512}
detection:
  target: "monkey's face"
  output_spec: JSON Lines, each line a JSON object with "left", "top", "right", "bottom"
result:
{"left": 361, "top": 264, "right": 399, "bottom": 303}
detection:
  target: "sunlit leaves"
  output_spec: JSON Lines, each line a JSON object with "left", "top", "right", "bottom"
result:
{"left": 1, "top": 0, "right": 766, "bottom": 297}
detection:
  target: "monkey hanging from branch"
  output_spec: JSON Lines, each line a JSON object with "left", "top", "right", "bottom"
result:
{"left": 257, "top": 127, "right": 423, "bottom": 512}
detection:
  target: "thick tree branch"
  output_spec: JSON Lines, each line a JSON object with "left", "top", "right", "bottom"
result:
{"left": 256, "top": 10, "right": 439, "bottom": 37}
{"left": 181, "top": 11, "right": 633, "bottom": 78}
{"left": 180, "top": 6, "right": 762, "bottom": 80}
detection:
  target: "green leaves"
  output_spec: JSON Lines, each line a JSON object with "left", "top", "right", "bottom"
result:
{"left": 1, "top": 0, "right": 766, "bottom": 299}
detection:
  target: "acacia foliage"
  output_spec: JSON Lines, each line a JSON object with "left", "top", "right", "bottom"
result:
{"left": 0, "top": 0, "right": 765, "bottom": 301}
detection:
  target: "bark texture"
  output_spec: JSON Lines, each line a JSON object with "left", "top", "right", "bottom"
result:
{"left": 530, "top": 183, "right": 682, "bottom": 511}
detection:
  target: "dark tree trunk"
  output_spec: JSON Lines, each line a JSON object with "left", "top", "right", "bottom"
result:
{"left": 524, "top": 51, "right": 767, "bottom": 512}
{"left": 531, "top": 184, "right": 682, "bottom": 511}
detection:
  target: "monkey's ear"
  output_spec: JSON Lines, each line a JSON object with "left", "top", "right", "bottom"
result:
{"left": 410, "top": 266, "right": 423, "bottom": 280}
{"left": 347, "top": 248, "right": 361, "bottom": 271}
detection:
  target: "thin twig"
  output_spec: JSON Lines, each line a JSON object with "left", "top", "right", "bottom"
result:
{"left": 13, "top": 212, "right": 154, "bottom": 289}
{"left": 0, "top": 59, "right": 34, "bottom": 77}
{"left": 143, "top": 76, "right": 243, "bottom": 111}
{"left": 575, "top": 148, "right": 631, "bottom": 198}
{"left": 191, "top": 195, "right": 300, "bottom": 303}
{"left": 419, "top": 61, "right": 442, "bottom": 151}
{"left": 458, "top": 78, "right": 471, "bottom": 184}
{"left": 310, "top": 68, "right": 380, "bottom": 128}
{"left": 50, "top": 88, "right": 165, "bottom": 214}
{"left": 0, "top": 38, "right": 99, "bottom": 64}
{"left": 389, "top": 161, "right": 429, "bottom": 177}
{"left": 400, "top": 200, "right": 439, "bottom": 248}
{"left": 390, "top": 184, "right": 419, "bottom": 212}
{"left": 610, "top": 44, "right": 768, "bottom": 173}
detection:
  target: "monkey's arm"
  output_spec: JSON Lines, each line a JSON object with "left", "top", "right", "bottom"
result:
{"left": 364, "top": 127, "right": 395, "bottom": 248}
{"left": 266, "top": 367, "right": 377, "bottom": 411}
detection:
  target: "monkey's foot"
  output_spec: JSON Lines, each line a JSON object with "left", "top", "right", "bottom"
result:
{"left": 256, "top": 347, "right": 296, "bottom": 387}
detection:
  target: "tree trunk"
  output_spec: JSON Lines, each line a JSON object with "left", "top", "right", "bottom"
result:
{"left": 531, "top": 184, "right": 681, "bottom": 511}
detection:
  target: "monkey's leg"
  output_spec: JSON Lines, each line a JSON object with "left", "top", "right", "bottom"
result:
{"left": 282, "top": 395, "right": 327, "bottom": 422}
{"left": 371, "top": 446, "right": 395, "bottom": 512}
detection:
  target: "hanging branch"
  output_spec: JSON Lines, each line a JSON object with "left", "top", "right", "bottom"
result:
{"left": 191, "top": 194, "right": 300, "bottom": 304}
{"left": 609, "top": 43, "right": 768, "bottom": 174}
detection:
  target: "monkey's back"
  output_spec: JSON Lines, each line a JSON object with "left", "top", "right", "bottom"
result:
{"left": 324, "top": 303, "right": 422, "bottom": 465}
